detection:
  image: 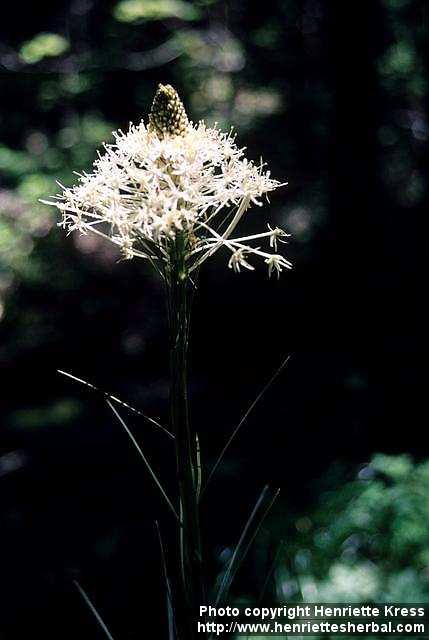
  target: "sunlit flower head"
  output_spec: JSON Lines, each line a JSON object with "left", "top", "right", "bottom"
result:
{"left": 44, "top": 84, "right": 291, "bottom": 276}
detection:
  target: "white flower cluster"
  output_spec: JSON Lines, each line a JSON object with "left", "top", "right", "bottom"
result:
{"left": 44, "top": 85, "right": 291, "bottom": 277}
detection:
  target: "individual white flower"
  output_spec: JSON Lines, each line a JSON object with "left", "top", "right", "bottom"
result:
{"left": 268, "top": 224, "right": 290, "bottom": 252}
{"left": 265, "top": 254, "right": 292, "bottom": 279}
{"left": 43, "top": 84, "right": 291, "bottom": 276}
{"left": 228, "top": 248, "right": 255, "bottom": 273}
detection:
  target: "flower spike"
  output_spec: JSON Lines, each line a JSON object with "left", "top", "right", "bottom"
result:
{"left": 44, "top": 84, "right": 291, "bottom": 275}
{"left": 148, "top": 83, "right": 189, "bottom": 139}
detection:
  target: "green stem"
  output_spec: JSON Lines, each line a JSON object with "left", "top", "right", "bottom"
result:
{"left": 167, "top": 234, "right": 204, "bottom": 638}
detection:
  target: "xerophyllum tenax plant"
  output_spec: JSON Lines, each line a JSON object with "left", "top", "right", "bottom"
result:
{"left": 44, "top": 84, "right": 290, "bottom": 639}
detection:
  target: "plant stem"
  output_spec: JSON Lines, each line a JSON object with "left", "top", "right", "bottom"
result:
{"left": 167, "top": 234, "right": 204, "bottom": 639}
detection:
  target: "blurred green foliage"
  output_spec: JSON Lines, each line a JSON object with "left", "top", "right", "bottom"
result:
{"left": 19, "top": 33, "right": 69, "bottom": 64}
{"left": 0, "top": 0, "right": 293, "bottom": 322}
{"left": 1, "top": 0, "right": 426, "bottom": 321}
{"left": 113, "top": 0, "right": 201, "bottom": 22}
{"left": 276, "top": 455, "right": 429, "bottom": 604}
{"left": 0, "top": 111, "right": 112, "bottom": 307}
{"left": 9, "top": 398, "right": 82, "bottom": 429}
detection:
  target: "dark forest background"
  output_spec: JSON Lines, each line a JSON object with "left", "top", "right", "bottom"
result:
{"left": 0, "top": 1, "right": 428, "bottom": 638}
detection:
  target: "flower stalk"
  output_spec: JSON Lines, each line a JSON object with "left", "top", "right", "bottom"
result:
{"left": 166, "top": 233, "right": 204, "bottom": 637}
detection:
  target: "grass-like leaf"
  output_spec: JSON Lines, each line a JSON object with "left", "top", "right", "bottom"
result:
{"left": 155, "top": 521, "right": 178, "bottom": 640}
{"left": 73, "top": 580, "right": 116, "bottom": 640}
{"left": 58, "top": 368, "right": 174, "bottom": 440}
{"left": 258, "top": 539, "right": 285, "bottom": 603}
{"left": 195, "top": 433, "right": 202, "bottom": 503}
{"left": 203, "top": 355, "right": 291, "bottom": 494}
{"left": 215, "top": 485, "right": 280, "bottom": 607}
{"left": 107, "top": 400, "right": 179, "bottom": 521}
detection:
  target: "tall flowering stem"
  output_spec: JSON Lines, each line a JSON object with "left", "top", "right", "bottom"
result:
{"left": 166, "top": 234, "right": 204, "bottom": 634}
{"left": 45, "top": 83, "right": 291, "bottom": 638}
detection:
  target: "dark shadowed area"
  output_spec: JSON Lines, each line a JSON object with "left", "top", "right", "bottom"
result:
{"left": 0, "top": 1, "right": 428, "bottom": 638}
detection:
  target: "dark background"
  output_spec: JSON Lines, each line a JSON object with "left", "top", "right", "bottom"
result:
{"left": 0, "top": 1, "right": 428, "bottom": 638}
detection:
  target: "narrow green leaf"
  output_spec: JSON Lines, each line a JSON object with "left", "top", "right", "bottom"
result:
{"left": 155, "top": 521, "right": 178, "bottom": 640}
{"left": 258, "top": 540, "right": 286, "bottom": 603}
{"left": 215, "top": 485, "right": 280, "bottom": 606}
{"left": 57, "top": 368, "right": 174, "bottom": 440}
{"left": 107, "top": 400, "right": 179, "bottom": 521}
{"left": 73, "top": 580, "right": 116, "bottom": 640}
{"left": 203, "top": 355, "right": 291, "bottom": 494}
{"left": 195, "top": 433, "right": 202, "bottom": 503}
